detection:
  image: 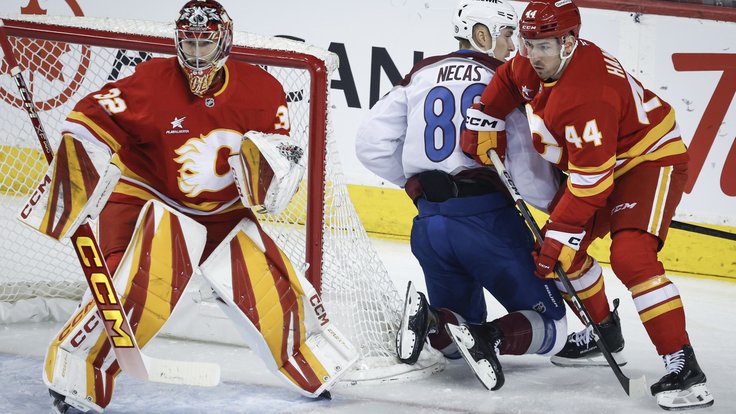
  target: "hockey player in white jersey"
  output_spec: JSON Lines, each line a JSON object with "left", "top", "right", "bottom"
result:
{"left": 356, "top": 0, "right": 567, "bottom": 391}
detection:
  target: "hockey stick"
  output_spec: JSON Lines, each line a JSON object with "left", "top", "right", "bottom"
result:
{"left": 489, "top": 150, "right": 648, "bottom": 398}
{"left": 670, "top": 220, "right": 736, "bottom": 241}
{"left": 0, "top": 24, "right": 219, "bottom": 386}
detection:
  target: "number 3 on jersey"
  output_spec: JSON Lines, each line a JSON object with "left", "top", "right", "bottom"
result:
{"left": 93, "top": 88, "right": 127, "bottom": 114}
{"left": 424, "top": 83, "right": 485, "bottom": 162}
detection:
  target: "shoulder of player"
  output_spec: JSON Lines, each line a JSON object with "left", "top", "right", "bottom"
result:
{"left": 225, "top": 59, "right": 284, "bottom": 90}
{"left": 398, "top": 51, "right": 498, "bottom": 86}
{"left": 570, "top": 40, "right": 630, "bottom": 86}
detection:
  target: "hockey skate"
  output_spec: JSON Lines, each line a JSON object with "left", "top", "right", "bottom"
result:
{"left": 651, "top": 345, "right": 714, "bottom": 411}
{"left": 551, "top": 299, "right": 626, "bottom": 367}
{"left": 49, "top": 389, "right": 93, "bottom": 414}
{"left": 447, "top": 322, "right": 505, "bottom": 391}
{"left": 396, "top": 281, "right": 438, "bottom": 364}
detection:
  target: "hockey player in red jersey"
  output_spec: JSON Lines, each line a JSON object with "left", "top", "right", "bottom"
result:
{"left": 19, "top": 1, "right": 357, "bottom": 412}
{"left": 460, "top": 0, "right": 712, "bottom": 410}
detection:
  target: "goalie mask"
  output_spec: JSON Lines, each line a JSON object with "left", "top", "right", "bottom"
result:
{"left": 175, "top": 0, "right": 233, "bottom": 96}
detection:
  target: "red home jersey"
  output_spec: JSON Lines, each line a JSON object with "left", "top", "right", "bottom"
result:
{"left": 63, "top": 57, "right": 289, "bottom": 215}
{"left": 479, "top": 39, "right": 688, "bottom": 227}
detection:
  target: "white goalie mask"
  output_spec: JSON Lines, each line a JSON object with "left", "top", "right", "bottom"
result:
{"left": 452, "top": 0, "right": 518, "bottom": 56}
{"left": 175, "top": 0, "right": 233, "bottom": 96}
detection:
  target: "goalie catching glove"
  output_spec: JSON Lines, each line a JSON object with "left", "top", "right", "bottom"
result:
{"left": 229, "top": 131, "right": 305, "bottom": 215}
{"left": 460, "top": 103, "right": 507, "bottom": 165}
{"left": 533, "top": 221, "right": 586, "bottom": 279}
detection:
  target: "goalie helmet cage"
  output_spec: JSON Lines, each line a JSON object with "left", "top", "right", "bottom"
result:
{"left": 0, "top": 15, "right": 442, "bottom": 384}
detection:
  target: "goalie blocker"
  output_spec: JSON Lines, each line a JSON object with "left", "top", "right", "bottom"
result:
{"left": 18, "top": 133, "right": 120, "bottom": 240}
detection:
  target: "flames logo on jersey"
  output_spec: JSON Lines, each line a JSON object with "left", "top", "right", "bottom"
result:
{"left": 174, "top": 130, "right": 243, "bottom": 197}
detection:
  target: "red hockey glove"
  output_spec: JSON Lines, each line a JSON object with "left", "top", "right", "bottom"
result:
{"left": 533, "top": 222, "right": 586, "bottom": 279}
{"left": 460, "top": 103, "right": 507, "bottom": 165}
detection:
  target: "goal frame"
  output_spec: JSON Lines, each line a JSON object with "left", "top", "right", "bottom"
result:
{"left": 0, "top": 16, "right": 329, "bottom": 292}
{"left": 0, "top": 14, "right": 444, "bottom": 384}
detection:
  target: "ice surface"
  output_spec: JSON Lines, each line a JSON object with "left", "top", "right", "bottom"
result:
{"left": 1, "top": 238, "right": 733, "bottom": 413}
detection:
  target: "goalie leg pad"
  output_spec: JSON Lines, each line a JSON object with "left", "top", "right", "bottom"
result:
{"left": 200, "top": 218, "right": 358, "bottom": 397}
{"left": 18, "top": 133, "right": 120, "bottom": 240}
{"left": 44, "top": 200, "right": 207, "bottom": 409}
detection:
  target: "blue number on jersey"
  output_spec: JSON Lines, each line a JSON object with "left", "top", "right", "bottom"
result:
{"left": 423, "top": 82, "right": 487, "bottom": 162}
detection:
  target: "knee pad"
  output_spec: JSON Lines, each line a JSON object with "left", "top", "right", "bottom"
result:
{"left": 610, "top": 229, "right": 665, "bottom": 286}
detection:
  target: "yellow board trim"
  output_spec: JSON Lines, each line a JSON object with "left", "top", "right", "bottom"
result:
{"left": 347, "top": 184, "right": 736, "bottom": 279}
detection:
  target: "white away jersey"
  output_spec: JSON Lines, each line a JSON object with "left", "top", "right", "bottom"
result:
{"left": 356, "top": 50, "right": 558, "bottom": 211}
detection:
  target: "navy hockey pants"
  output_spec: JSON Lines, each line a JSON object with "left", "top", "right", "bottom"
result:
{"left": 411, "top": 192, "right": 565, "bottom": 324}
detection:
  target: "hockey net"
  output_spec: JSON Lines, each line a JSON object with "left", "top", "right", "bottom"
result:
{"left": 0, "top": 15, "right": 442, "bottom": 383}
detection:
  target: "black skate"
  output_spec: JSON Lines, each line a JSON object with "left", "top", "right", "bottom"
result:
{"left": 447, "top": 322, "right": 505, "bottom": 391}
{"left": 651, "top": 345, "right": 714, "bottom": 411}
{"left": 551, "top": 299, "right": 627, "bottom": 367}
{"left": 396, "top": 281, "right": 438, "bottom": 364}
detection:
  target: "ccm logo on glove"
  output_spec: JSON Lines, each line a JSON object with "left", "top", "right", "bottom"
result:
{"left": 534, "top": 223, "right": 587, "bottom": 279}
{"left": 466, "top": 110, "right": 499, "bottom": 129}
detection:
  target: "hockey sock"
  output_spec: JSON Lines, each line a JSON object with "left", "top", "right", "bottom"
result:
{"left": 429, "top": 308, "right": 464, "bottom": 358}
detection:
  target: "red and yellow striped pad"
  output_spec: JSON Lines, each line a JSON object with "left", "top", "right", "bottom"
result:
{"left": 43, "top": 200, "right": 206, "bottom": 408}
{"left": 200, "top": 219, "right": 332, "bottom": 394}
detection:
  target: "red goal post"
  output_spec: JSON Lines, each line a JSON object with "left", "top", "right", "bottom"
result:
{"left": 0, "top": 14, "right": 442, "bottom": 383}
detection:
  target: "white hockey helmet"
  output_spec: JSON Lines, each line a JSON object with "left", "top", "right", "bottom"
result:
{"left": 453, "top": 0, "right": 518, "bottom": 56}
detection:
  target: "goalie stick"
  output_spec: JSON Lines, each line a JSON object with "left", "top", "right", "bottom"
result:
{"left": 0, "top": 22, "right": 219, "bottom": 387}
{"left": 489, "top": 150, "right": 648, "bottom": 398}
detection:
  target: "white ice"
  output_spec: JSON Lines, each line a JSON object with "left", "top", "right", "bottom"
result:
{"left": 1, "top": 238, "right": 733, "bottom": 413}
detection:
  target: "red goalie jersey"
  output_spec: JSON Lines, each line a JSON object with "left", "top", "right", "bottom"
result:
{"left": 63, "top": 57, "right": 290, "bottom": 215}
{"left": 479, "top": 39, "right": 688, "bottom": 227}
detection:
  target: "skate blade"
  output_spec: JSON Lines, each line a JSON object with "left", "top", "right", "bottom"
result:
{"left": 550, "top": 351, "right": 627, "bottom": 367}
{"left": 656, "top": 383, "right": 714, "bottom": 411}
{"left": 397, "top": 282, "right": 421, "bottom": 361}
{"left": 447, "top": 324, "right": 499, "bottom": 391}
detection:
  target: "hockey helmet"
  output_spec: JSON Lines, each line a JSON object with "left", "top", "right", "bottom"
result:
{"left": 452, "top": 0, "right": 518, "bottom": 55}
{"left": 519, "top": 0, "right": 581, "bottom": 40}
{"left": 175, "top": 0, "right": 233, "bottom": 96}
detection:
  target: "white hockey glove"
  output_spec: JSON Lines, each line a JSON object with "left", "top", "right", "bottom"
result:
{"left": 229, "top": 131, "right": 305, "bottom": 215}
{"left": 18, "top": 133, "right": 120, "bottom": 240}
